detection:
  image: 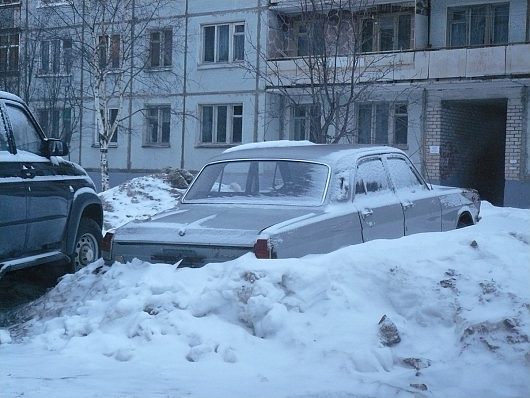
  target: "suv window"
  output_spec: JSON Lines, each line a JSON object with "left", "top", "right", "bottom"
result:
{"left": 355, "top": 158, "right": 390, "bottom": 195}
{"left": 5, "top": 103, "right": 43, "bottom": 155}
{"left": 386, "top": 157, "right": 425, "bottom": 191}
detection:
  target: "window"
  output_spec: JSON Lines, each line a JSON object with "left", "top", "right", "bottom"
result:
{"left": 203, "top": 23, "right": 245, "bottom": 63}
{"left": 95, "top": 108, "right": 118, "bottom": 145}
{"left": 386, "top": 157, "right": 425, "bottom": 191}
{"left": 5, "top": 103, "right": 43, "bottom": 155}
{"left": 447, "top": 3, "right": 509, "bottom": 47}
{"left": 293, "top": 19, "right": 325, "bottom": 56}
{"left": 200, "top": 104, "right": 243, "bottom": 144}
{"left": 40, "top": 39, "right": 72, "bottom": 75}
{"left": 393, "top": 103, "right": 408, "bottom": 145}
{"left": 184, "top": 160, "right": 329, "bottom": 206}
{"left": 0, "top": 33, "right": 19, "bottom": 72}
{"left": 355, "top": 158, "right": 390, "bottom": 196}
{"left": 362, "top": 12, "right": 412, "bottom": 52}
{"left": 357, "top": 102, "right": 408, "bottom": 146}
{"left": 0, "top": 0, "right": 21, "bottom": 5}
{"left": 149, "top": 29, "right": 172, "bottom": 68}
{"left": 358, "top": 103, "right": 388, "bottom": 145}
{"left": 291, "top": 104, "right": 319, "bottom": 141}
{"left": 145, "top": 105, "right": 170, "bottom": 146}
{"left": 98, "top": 34, "right": 120, "bottom": 69}
{"left": 38, "top": 108, "right": 71, "bottom": 140}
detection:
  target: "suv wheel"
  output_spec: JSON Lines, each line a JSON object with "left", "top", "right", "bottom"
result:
{"left": 71, "top": 218, "right": 102, "bottom": 273}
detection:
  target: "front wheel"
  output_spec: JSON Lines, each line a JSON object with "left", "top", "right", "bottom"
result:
{"left": 71, "top": 218, "right": 102, "bottom": 273}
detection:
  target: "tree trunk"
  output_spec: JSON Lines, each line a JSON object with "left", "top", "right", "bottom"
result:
{"left": 100, "top": 146, "right": 110, "bottom": 192}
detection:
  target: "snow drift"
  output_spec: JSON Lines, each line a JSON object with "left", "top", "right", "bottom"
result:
{"left": 1, "top": 202, "right": 529, "bottom": 398}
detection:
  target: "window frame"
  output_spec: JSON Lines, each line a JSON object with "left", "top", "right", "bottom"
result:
{"left": 356, "top": 102, "right": 408, "bottom": 147}
{"left": 98, "top": 34, "right": 121, "bottom": 70}
{"left": 384, "top": 154, "right": 428, "bottom": 192}
{"left": 201, "top": 22, "right": 245, "bottom": 64}
{"left": 199, "top": 104, "right": 243, "bottom": 145}
{"left": 149, "top": 29, "right": 173, "bottom": 69}
{"left": 447, "top": 3, "right": 510, "bottom": 47}
{"left": 0, "top": 32, "right": 19, "bottom": 73}
{"left": 39, "top": 38, "right": 72, "bottom": 75}
{"left": 353, "top": 156, "right": 393, "bottom": 199}
{"left": 144, "top": 105, "right": 171, "bottom": 147}
{"left": 361, "top": 11, "right": 413, "bottom": 53}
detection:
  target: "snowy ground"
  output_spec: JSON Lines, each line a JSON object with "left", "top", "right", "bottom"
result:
{"left": 0, "top": 176, "right": 529, "bottom": 398}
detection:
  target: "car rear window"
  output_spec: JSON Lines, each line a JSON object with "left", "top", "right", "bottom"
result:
{"left": 183, "top": 160, "right": 330, "bottom": 206}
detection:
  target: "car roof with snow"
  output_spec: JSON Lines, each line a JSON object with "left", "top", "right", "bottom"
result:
{"left": 211, "top": 143, "right": 405, "bottom": 166}
{"left": 0, "top": 90, "right": 24, "bottom": 103}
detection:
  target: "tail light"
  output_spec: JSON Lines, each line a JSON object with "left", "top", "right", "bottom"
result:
{"left": 101, "top": 231, "right": 114, "bottom": 259}
{"left": 253, "top": 238, "right": 275, "bottom": 259}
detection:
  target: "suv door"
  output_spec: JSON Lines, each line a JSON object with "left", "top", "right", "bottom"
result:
{"left": 3, "top": 101, "right": 72, "bottom": 255}
{"left": 353, "top": 156, "right": 404, "bottom": 241}
{"left": 385, "top": 155, "right": 442, "bottom": 235}
{"left": 0, "top": 102, "right": 27, "bottom": 261}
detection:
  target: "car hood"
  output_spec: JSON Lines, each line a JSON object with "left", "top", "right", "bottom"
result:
{"left": 113, "top": 204, "right": 323, "bottom": 246}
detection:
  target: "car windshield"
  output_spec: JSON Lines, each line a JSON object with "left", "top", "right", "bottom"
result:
{"left": 183, "top": 160, "right": 330, "bottom": 206}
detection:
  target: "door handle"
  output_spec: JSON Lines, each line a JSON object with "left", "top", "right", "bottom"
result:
{"left": 361, "top": 208, "right": 374, "bottom": 218}
{"left": 21, "top": 164, "right": 36, "bottom": 179}
{"left": 403, "top": 200, "right": 415, "bottom": 210}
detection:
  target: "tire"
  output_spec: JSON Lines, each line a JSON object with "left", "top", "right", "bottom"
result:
{"left": 70, "top": 218, "right": 102, "bottom": 273}
{"left": 457, "top": 213, "right": 473, "bottom": 229}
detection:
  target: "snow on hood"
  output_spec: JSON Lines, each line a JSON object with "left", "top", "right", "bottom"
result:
{"left": 1, "top": 203, "right": 529, "bottom": 398}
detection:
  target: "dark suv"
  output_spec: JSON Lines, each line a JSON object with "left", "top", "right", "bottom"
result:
{"left": 0, "top": 91, "right": 103, "bottom": 279}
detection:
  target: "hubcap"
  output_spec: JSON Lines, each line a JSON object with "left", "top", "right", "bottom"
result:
{"left": 74, "top": 233, "right": 98, "bottom": 271}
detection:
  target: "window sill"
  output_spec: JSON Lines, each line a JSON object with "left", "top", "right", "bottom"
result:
{"left": 142, "top": 144, "right": 170, "bottom": 148}
{"left": 37, "top": 72, "right": 72, "bottom": 78}
{"left": 195, "top": 143, "right": 239, "bottom": 149}
{"left": 144, "top": 66, "right": 173, "bottom": 73}
{"left": 197, "top": 61, "right": 244, "bottom": 71}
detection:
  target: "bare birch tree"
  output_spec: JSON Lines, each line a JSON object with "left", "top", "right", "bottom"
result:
{"left": 255, "top": 0, "right": 411, "bottom": 143}
{"left": 38, "top": 0, "right": 178, "bottom": 191}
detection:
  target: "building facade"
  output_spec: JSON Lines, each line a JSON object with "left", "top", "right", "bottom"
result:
{"left": 1, "top": 0, "right": 529, "bottom": 207}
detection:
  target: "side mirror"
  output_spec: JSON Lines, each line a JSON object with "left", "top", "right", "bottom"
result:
{"left": 45, "top": 138, "right": 69, "bottom": 156}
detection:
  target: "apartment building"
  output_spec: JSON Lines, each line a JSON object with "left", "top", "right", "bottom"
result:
{"left": 1, "top": 0, "right": 529, "bottom": 207}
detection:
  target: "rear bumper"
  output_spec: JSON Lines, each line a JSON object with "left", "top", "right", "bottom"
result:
{"left": 106, "top": 242, "right": 252, "bottom": 267}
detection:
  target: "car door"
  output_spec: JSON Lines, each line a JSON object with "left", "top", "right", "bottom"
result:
{"left": 353, "top": 156, "right": 404, "bottom": 242}
{"left": 0, "top": 101, "right": 27, "bottom": 261}
{"left": 385, "top": 155, "right": 442, "bottom": 235}
{"left": 4, "top": 101, "right": 72, "bottom": 255}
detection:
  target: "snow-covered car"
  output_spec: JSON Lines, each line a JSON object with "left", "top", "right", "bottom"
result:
{"left": 102, "top": 144, "right": 480, "bottom": 266}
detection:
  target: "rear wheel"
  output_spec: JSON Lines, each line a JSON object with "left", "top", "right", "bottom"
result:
{"left": 457, "top": 212, "right": 474, "bottom": 229}
{"left": 71, "top": 218, "right": 102, "bottom": 273}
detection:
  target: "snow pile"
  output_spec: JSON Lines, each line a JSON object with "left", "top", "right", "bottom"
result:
{"left": 1, "top": 204, "right": 529, "bottom": 398}
{"left": 99, "top": 175, "right": 183, "bottom": 231}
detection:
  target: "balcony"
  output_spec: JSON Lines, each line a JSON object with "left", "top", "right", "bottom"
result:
{"left": 266, "top": 43, "right": 530, "bottom": 85}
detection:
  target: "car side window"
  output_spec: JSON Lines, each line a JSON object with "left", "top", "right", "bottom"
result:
{"left": 386, "top": 157, "right": 425, "bottom": 191}
{"left": 355, "top": 158, "right": 390, "bottom": 196}
{"left": 5, "top": 104, "right": 43, "bottom": 155}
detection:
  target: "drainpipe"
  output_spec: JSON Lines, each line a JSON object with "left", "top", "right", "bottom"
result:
{"left": 179, "top": 0, "right": 189, "bottom": 169}
{"left": 253, "top": 0, "right": 263, "bottom": 142}
{"left": 78, "top": 0, "right": 86, "bottom": 165}
{"left": 127, "top": 0, "right": 136, "bottom": 170}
